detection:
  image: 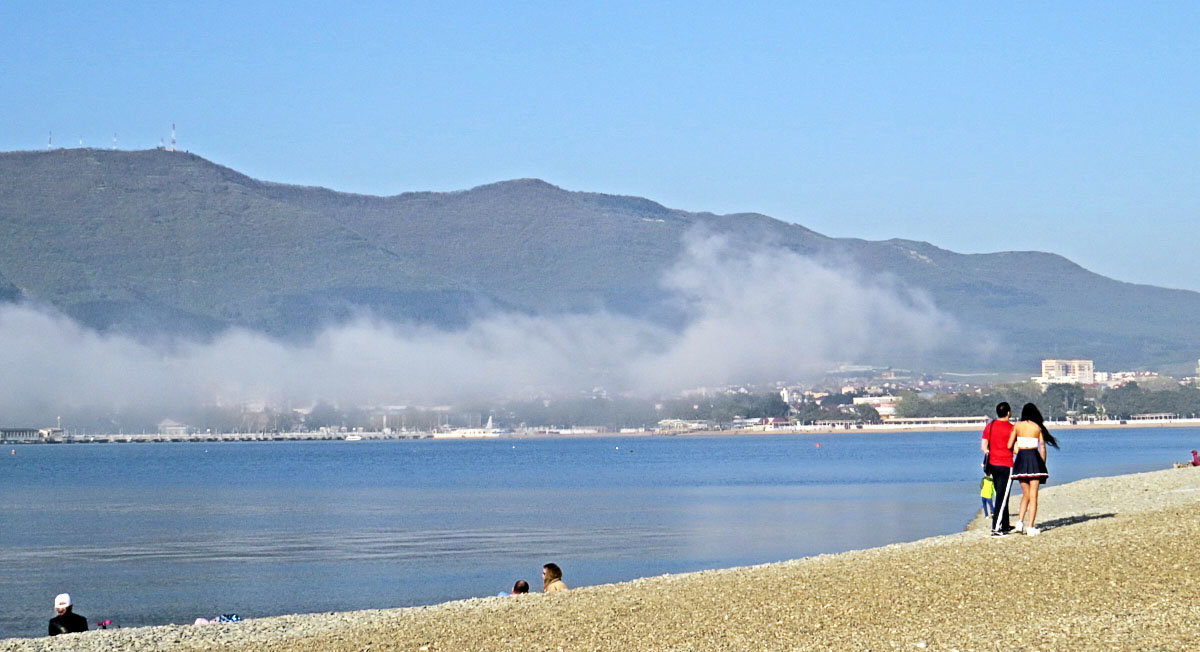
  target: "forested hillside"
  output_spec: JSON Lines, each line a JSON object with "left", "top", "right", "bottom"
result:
{"left": 2, "top": 148, "right": 1198, "bottom": 369}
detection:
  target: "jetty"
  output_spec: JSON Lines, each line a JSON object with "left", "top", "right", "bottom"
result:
{"left": 0, "top": 429, "right": 428, "bottom": 444}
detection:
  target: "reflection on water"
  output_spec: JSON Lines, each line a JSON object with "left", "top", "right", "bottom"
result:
{"left": 3, "top": 525, "right": 684, "bottom": 566}
{"left": 0, "top": 429, "right": 1193, "bottom": 637}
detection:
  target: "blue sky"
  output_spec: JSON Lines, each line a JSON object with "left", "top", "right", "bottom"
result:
{"left": 3, "top": 2, "right": 1198, "bottom": 290}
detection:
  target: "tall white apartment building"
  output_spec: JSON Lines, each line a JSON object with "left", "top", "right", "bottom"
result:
{"left": 1038, "top": 359, "right": 1095, "bottom": 385}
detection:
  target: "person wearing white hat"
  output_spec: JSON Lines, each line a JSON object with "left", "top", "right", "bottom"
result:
{"left": 48, "top": 593, "right": 88, "bottom": 636}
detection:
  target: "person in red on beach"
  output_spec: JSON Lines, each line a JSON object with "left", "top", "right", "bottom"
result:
{"left": 980, "top": 402, "right": 1015, "bottom": 535}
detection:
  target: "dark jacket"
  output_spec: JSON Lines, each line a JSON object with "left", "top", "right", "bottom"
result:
{"left": 49, "top": 610, "right": 88, "bottom": 636}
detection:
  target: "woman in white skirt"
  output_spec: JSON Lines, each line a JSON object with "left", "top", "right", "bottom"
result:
{"left": 1006, "top": 403, "right": 1059, "bottom": 536}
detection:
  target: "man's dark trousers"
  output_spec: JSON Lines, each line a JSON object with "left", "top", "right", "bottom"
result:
{"left": 987, "top": 464, "right": 1013, "bottom": 532}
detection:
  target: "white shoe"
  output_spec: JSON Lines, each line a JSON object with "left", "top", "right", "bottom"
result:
{"left": 1013, "top": 521, "right": 1024, "bottom": 533}
{"left": 1025, "top": 526, "right": 1040, "bottom": 536}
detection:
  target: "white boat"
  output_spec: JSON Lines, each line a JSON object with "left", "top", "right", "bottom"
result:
{"left": 344, "top": 435, "right": 363, "bottom": 441}
{"left": 433, "top": 416, "right": 503, "bottom": 439}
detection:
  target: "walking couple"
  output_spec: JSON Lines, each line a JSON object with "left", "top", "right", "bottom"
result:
{"left": 981, "top": 401, "right": 1059, "bottom": 537}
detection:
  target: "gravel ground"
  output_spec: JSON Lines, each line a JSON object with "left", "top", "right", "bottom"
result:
{"left": 6, "top": 466, "right": 1199, "bottom": 652}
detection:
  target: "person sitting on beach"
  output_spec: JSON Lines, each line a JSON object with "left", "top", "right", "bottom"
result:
{"left": 542, "top": 563, "right": 569, "bottom": 593}
{"left": 48, "top": 593, "right": 88, "bottom": 636}
{"left": 511, "top": 580, "right": 530, "bottom": 595}
{"left": 980, "top": 473, "right": 995, "bottom": 517}
{"left": 1007, "top": 403, "right": 1059, "bottom": 537}
{"left": 1192, "top": 450, "right": 1199, "bottom": 467}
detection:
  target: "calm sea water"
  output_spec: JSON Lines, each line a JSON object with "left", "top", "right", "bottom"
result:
{"left": 1, "top": 428, "right": 1196, "bottom": 638}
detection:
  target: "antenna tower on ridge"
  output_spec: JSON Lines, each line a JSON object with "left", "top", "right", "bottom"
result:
{"left": 168, "top": 123, "right": 176, "bottom": 152}
{"left": 47, "top": 131, "right": 52, "bottom": 149}
{"left": 113, "top": 133, "right": 118, "bottom": 150}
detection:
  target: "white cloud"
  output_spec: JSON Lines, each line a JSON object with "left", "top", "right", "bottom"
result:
{"left": 0, "top": 234, "right": 967, "bottom": 422}
{"left": 631, "top": 232, "right": 962, "bottom": 390}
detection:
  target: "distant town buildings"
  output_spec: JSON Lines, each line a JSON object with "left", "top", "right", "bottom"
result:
{"left": 1034, "top": 358, "right": 1172, "bottom": 388}
{"left": 1097, "top": 370, "right": 1159, "bottom": 386}
{"left": 852, "top": 395, "right": 902, "bottom": 418}
{"left": 157, "top": 419, "right": 188, "bottom": 437}
{"left": 0, "top": 427, "right": 59, "bottom": 443}
{"left": 657, "top": 418, "right": 708, "bottom": 432}
{"left": 1037, "top": 359, "right": 1095, "bottom": 386}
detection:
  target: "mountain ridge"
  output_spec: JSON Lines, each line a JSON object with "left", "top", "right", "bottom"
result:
{"left": 1, "top": 148, "right": 1196, "bottom": 370}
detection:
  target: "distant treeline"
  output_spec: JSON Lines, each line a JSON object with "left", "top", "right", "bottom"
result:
{"left": 513, "top": 392, "right": 885, "bottom": 428}
{"left": 897, "top": 382, "right": 1200, "bottom": 421}
{"left": 37, "top": 382, "right": 1200, "bottom": 435}
{"left": 494, "top": 392, "right": 792, "bottom": 430}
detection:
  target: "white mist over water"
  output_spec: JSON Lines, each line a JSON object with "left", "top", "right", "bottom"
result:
{"left": 0, "top": 234, "right": 969, "bottom": 421}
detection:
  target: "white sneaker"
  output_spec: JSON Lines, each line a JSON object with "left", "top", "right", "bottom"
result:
{"left": 1013, "top": 521, "right": 1024, "bottom": 533}
{"left": 1025, "top": 526, "right": 1040, "bottom": 536}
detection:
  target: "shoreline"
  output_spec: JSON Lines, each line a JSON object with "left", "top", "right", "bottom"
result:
{"left": 677, "top": 418, "right": 1200, "bottom": 436}
{"left": 12, "top": 417, "right": 1200, "bottom": 447}
{"left": 6, "top": 464, "right": 1198, "bottom": 651}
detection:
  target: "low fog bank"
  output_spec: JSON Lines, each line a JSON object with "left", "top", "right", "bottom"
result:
{"left": 0, "top": 235, "right": 981, "bottom": 429}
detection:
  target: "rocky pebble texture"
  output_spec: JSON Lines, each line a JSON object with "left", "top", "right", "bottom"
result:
{"left": 5, "top": 466, "right": 1199, "bottom": 651}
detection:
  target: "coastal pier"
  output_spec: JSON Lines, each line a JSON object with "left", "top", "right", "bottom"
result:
{"left": 2, "top": 430, "right": 429, "bottom": 444}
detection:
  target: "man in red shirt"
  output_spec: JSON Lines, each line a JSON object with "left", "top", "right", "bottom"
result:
{"left": 981, "top": 402, "right": 1015, "bottom": 535}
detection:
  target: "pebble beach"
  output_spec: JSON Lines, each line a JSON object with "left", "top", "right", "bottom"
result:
{"left": 5, "top": 465, "right": 1199, "bottom": 652}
